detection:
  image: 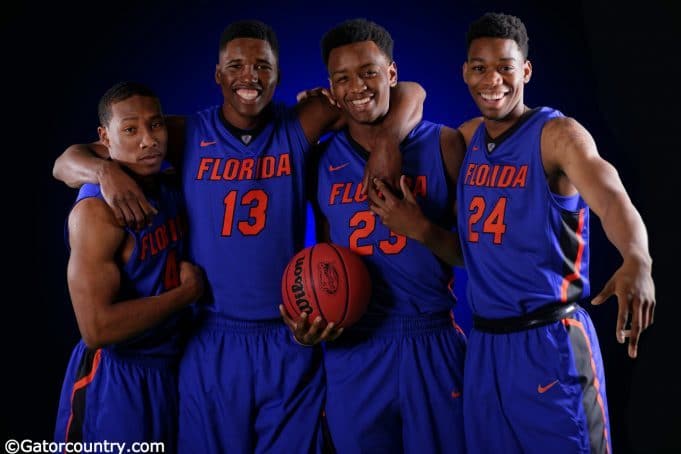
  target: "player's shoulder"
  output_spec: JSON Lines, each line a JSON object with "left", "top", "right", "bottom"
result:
{"left": 457, "top": 116, "right": 484, "bottom": 145}
{"left": 69, "top": 195, "right": 118, "bottom": 231}
{"left": 542, "top": 114, "right": 587, "bottom": 142}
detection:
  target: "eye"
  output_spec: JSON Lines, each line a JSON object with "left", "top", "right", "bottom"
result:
{"left": 333, "top": 76, "right": 348, "bottom": 84}
{"left": 364, "top": 70, "right": 378, "bottom": 77}
{"left": 227, "top": 63, "right": 242, "bottom": 71}
{"left": 255, "top": 63, "right": 272, "bottom": 71}
{"left": 471, "top": 65, "right": 485, "bottom": 73}
{"left": 500, "top": 65, "right": 515, "bottom": 73}
{"left": 151, "top": 121, "right": 165, "bottom": 129}
{"left": 123, "top": 127, "right": 136, "bottom": 134}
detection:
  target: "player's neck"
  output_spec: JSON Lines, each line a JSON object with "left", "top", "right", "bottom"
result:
{"left": 346, "top": 121, "right": 382, "bottom": 152}
{"left": 484, "top": 104, "right": 529, "bottom": 139}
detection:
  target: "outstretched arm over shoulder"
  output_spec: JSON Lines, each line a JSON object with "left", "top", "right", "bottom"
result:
{"left": 297, "top": 81, "right": 426, "bottom": 193}
{"left": 542, "top": 117, "right": 655, "bottom": 358}
{"left": 67, "top": 198, "right": 203, "bottom": 349}
{"left": 52, "top": 115, "right": 186, "bottom": 228}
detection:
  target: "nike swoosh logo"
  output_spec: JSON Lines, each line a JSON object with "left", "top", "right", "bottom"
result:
{"left": 537, "top": 379, "right": 559, "bottom": 394}
{"left": 200, "top": 140, "right": 217, "bottom": 147}
{"left": 328, "top": 163, "right": 349, "bottom": 172}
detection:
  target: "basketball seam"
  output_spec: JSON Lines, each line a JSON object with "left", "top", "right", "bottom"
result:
{"left": 309, "top": 244, "right": 328, "bottom": 322}
{"left": 328, "top": 243, "right": 350, "bottom": 326}
{"left": 282, "top": 254, "right": 298, "bottom": 318}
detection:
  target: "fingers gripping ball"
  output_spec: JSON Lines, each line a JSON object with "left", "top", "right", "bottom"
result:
{"left": 281, "top": 243, "right": 371, "bottom": 329}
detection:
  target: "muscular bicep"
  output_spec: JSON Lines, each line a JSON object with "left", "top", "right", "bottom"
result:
{"left": 296, "top": 96, "right": 343, "bottom": 144}
{"left": 440, "top": 126, "right": 466, "bottom": 220}
{"left": 542, "top": 117, "right": 627, "bottom": 218}
{"left": 67, "top": 199, "right": 125, "bottom": 335}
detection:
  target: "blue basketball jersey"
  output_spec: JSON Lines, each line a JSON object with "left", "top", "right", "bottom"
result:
{"left": 182, "top": 103, "right": 309, "bottom": 320}
{"left": 316, "top": 121, "right": 455, "bottom": 316}
{"left": 457, "top": 107, "right": 591, "bottom": 318}
{"left": 73, "top": 177, "right": 189, "bottom": 358}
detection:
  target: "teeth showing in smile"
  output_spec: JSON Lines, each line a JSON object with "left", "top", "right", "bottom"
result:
{"left": 351, "top": 97, "right": 371, "bottom": 106}
{"left": 481, "top": 92, "right": 505, "bottom": 101}
{"left": 237, "top": 89, "right": 259, "bottom": 100}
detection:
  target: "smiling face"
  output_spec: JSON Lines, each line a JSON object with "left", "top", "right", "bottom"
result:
{"left": 215, "top": 37, "right": 278, "bottom": 130}
{"left": 327, "top": 40, "right": 397, "bottom": 126}
{"left": 98, "top": 94, "right": 167, "bottom": 176}
{"left": 463, "top": 37, "right": 532, "bottom": 125}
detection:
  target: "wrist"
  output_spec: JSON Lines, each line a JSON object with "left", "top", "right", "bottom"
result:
{"left": 95, "top": 159, "right": 116, "bottom": 184}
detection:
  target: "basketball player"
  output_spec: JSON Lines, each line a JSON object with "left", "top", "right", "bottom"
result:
{"left": 313, "top": 19, "right": 467, "bottom": 453}
{"left": 377, "top": 13, "right": 655, "bottom": 453}
{"left": 54, "top": 81, "right": 204, "bottom": 450}
{"left": 52, "top": 20, "right": 425, "bottom": 453}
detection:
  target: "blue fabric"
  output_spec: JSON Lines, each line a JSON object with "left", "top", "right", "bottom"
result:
{"left": 177, "top": 314, "right": 325, "bottom": 454}
{"left": 464, "top": 307, "right": 611, "bottom": 453}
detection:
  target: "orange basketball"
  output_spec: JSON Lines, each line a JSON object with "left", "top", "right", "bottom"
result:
{"left": 281, "top": 243, "right": 371, "bottom": 329}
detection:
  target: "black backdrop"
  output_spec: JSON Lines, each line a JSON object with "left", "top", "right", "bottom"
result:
{"left": 3, "top": 1, "right": 678, "bottom": 452}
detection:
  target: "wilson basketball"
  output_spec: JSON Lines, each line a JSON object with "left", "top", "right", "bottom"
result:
{"left": 281, "top": 243, "right": 371, "bottom": 329}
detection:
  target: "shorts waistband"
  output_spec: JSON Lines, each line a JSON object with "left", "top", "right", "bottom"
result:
{"left": 200, "top": 311, "right": 285, "bottom": 334}
{"left": 105, "top": 348, "right": 178, "bottom": 368}
{"left": 347, "top": 311, "right": 456, "bottom": 337}
{"left": 473, "top": 302, "right": 579, "bottom": 334}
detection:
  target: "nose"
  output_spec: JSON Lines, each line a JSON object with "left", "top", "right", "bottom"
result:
{"left": 482, "top": 69, "right": 502, "bottom": 86}
{"left": 349, "top": 74, "right": 366, "bottom": 93}
{"left": 139, "top": 126, "right": 158, "bottom": 149}
{"left": 240, "top": 64, "right": 258, "bottom": 82}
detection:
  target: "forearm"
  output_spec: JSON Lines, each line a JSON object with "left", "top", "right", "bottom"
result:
{"left": 53, "top": 143, "right": 110, "bottom": 188}
{"left": 79, "top": 286, "right": 196, "bottom": 349}
{"left": 600, "top": 193, "right": 652, "bottom": 266}
{"left": 374, "top": 81, "right": 425, "bottom": 144}
{"left": 415, "top": 220, "right": 463, "bottom": 267}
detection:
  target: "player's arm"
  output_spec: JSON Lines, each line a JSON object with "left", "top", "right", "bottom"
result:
{"left": 67, "top": 198, "right": 204, "bottom": 349}
{"left": 542, "top": 117, "right": 655, "bottom": 358}
{"left": 369, "top": 126, "right": 465, "bottom": 266}
{"left": 53, "top": 142, "right": 157, "bottom": 229}
{"left": 297, "top": 81, "right": 426, "bottom": 191}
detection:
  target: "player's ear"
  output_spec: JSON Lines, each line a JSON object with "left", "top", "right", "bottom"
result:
{"left": 97, "top": 126, "right": 110, "bottom": 147}
{"left": 388, "top": 61, "right": 397, "bottom": 87}
{"left": 523, "top": 59, "right": 532, "bottom": 84}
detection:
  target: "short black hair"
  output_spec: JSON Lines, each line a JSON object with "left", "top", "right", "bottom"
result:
{"left": 218, "top": 20, "right": 279, "bottom": 62}
{"left": 466, "top": 12, "right": 529, "bottom": 59}
{"left": 98, "top": 81, "right": 160, "bottom": 127}
{"left": 321, "top": 18, "right": 394, "bottom": 66}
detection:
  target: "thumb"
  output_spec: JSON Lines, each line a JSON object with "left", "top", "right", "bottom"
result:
{"left": 400, "top": 175, "right": 414, "bottom": 201}
{"left": 591, "top": 280, "right": 614, "bottom": 305}
{"left": 361, "top": 168, "right": 370, "bottom": 195}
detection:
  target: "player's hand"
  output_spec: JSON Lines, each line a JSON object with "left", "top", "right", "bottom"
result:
{"left": 362, "top": 138, "right": 402, "bottom": 201}
{"left": 369, "top": 176, "right": 428, "bottom": 240}
{"left": 296, "top": 87, "right": 339, "bottom": 108}
{"left": 591, "top": 256, "right": 655, "bottom": 359}
{"left": 179, "top": 261, "right": 205, "bottom": 302}
{"left": 279, "top": 305, "right": 344, "bottom": 345}
{"left": 98, "top": 161, "right": 158, "bottom": 229}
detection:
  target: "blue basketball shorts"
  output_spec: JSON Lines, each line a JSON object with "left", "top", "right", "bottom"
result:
{"left": 54, "top": 341, "right": 179, "bottom": 451}
{"left": 464, "top": 306, "right": 611, "bottom": 454}
{"left": 323, "top": 312, "right": 467, "bottom": 453}
{"left": 177, "top": 313, "right": 325, "bottom": 454}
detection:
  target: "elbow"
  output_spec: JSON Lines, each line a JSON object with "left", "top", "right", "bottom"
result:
{"left": 81, "top": 335, "right": 105, "bottom": 350}
{"left": 77, "top": 317, "right": 110, "bottom": 350}
{"left": 53, "top": 156, "right": 77, "bottom": 188}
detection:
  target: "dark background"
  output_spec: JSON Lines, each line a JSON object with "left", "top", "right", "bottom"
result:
{"left": 3, "top": 1, "right": 678, "bottom": 452}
